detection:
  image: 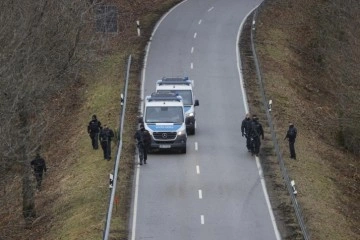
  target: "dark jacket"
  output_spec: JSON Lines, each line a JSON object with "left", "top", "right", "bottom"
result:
{"left": 134, "top": 128, "right": 151, "bottom": 148}
{"left": 241, "top": 117, "right": 252, "bottom": 136}
{"left": 31, "top": 155, "right": 47, "bottom": 173}
{"left": 100, "top": 127, "right": 115, "bottom": 142}
{"left": 88, "top": 119, "right": 102, "bottom": 134}
{"left": 285, "top": 126, "right": 297, "bottom": 142}
{"left": 249, "top": 119, "right": 264, "bottom": 139}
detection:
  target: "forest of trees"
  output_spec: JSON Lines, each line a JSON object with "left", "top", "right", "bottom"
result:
{"left": 0, "top": 0, "right": 101, "bottom": 223}
{"left": 0, "top": 1, "right": 166, "bottom": 237}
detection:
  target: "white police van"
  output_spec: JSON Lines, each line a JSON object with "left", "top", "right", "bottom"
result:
{"left": 141, "top": 92, "right": 187, "bottom": 153}
{"left": 156, "top": 77, "right": 199, "bottom": 135}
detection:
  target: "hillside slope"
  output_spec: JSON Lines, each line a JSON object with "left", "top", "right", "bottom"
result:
{"left": 1, "top": 1, "right": 358, "bottom": 239}
{"left": 0, "top": 1, "right": 180, "bottom": 239}
{"left": 249, "top": 0, "right": 359, "bottom": 239}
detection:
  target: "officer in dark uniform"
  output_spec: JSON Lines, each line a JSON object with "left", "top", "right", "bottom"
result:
{"left": 99, "top": 124, "right": 115, "bottom": 160}
{"left": 30, "top": 153, "right": 47, "bottom": 190}
{"left": 284, "top": 123, "right": 297, "bottom": 159}
{"left": 249, "top": 115, "right": 264, "bottom": 156}
{"left": 241, "top": 113, "right": 252, "bottom": 152}
{"left": 134, "top": 124, "right": 151, "bottom": 165}
{"left": 87, "top": 114, "right": 102, "bottom": 149}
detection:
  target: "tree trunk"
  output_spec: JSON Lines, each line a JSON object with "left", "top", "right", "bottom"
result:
{"left": 22, "top": 164, "right": 36, "bottom": 219}
{"left": 19, "top": 108, "right": 36, "bottom": 219}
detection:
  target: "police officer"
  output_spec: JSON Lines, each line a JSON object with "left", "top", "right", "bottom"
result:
{"left": 30, "top": 153, "right": 47, "bottom": 190}
{"left": 87, "top": 114, "right": 102, "bottom": 149}
{"left": 241, "top": 113, "right": 252, "bottom": 152}
{"left": 134, "top": 124, "right": 151, "bottom": 165}
{"left": 249, "top": 115, "right": 264, "bottom": 156}
{"left": 284, "top": 123, "right": 297, "bottom": 159}
{"left": 99, "top": 124, "right": 115, "bottom": 160}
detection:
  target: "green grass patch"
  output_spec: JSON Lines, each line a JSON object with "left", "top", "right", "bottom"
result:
{"left": 46, "top": 1, "right": 182, "bottom": 239}
{"left": 47, "top": 53, "right": 125, "bottom": 240}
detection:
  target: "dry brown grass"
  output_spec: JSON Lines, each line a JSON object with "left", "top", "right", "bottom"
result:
{"left": 0, "top": 1, "right": 181, "bottom": 240}
{"left": 2, "top": 1, "right": 358, "bottom": 239}
{"left": 244, "top": 0, "right": 360, "bottom": 239}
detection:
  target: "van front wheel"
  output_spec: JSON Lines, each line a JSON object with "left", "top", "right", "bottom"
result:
{"left": 181, "top": 147, "right": 187, "bottom": 154}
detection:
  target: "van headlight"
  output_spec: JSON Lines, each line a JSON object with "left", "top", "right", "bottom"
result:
{"left": 177, "top": 130, "right": 186, "bottom": 136}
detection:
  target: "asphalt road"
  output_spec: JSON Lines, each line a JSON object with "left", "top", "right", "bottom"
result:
{"left": 130, "top": 0, "right": 280, "bottom": 239}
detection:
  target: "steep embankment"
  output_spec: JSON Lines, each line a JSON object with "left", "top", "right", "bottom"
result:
{"left": 0, "top": 1, "right": 181, "bottom": 240}
{"left": 247, "top": 0, "right": 359, "bottom": 239}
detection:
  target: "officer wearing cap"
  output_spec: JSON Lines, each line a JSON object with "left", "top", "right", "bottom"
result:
{"left": 99, "top": 124, "right": 115, "bottom": 160}
{"left": 87, "top": 114, "right": 102, "bottom": 149}
{"left": 134, "top": 124, "right": 151, "bottom": 165}
{"left": 31, "top": 153, "right": 47, "bottom": 190}
{"left": 241, "top": 113, "right": 252, "bottom": 152}
{"left": 249, "top": 115, "right": 264, "bottom": 156}
{"left": 284, "top": 123, "right": 297, "bottom": 159}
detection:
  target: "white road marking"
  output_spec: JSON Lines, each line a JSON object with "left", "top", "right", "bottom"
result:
{"left": 132, "top": 1, "right": 189, "bottom": 240}
{"left": 194, "top": 142, "right": 198, "bottom": 151}
{"left": 198, "top": 19, "right": 202, "bottom": 25}
{"left": 196, "top": 165, "right": 200, "bottom": 174}
{"left": 131, "top": 161, "right": 141, "bottom": 240}
{"left": 191, "top": 62, "right": 194, "bottom": 69}
{"left": 201, "top": 215, "right": 205, "bottom": 224}
{"left": 236, "top": 6, "right": 281, "bottom": 240}
{"left": 198, "top": 189, "right": 203, "bottom": 199}
{"left": 193, "top": 32, "right": 197, "bottom": 38}
{"left": 208, "top": 6, "right": 214, "bottom": 12}
{"left": 255, "top": 156, "right": 281, "bottom": 240}
{"left": 191, "top": 47, "right": 194, "bottom": 54}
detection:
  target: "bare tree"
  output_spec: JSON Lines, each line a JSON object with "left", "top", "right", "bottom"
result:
{"left": 0, "top": 0, "right": 100, "bottom": 223}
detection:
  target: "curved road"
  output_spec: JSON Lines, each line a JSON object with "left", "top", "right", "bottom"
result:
{"left": 130, "top": 0, "right": 280, "bottom": 239}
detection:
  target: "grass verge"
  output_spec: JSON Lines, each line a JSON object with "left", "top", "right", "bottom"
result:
{"left": 44, "top": 1, "right": 182, "bottom": 240}
{"left": 245, "top": 1, "right": 360, "bottom": 239}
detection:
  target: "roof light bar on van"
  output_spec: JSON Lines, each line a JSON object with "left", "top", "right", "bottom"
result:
{"left": 157, "top": 77, "right": 191, "bottom": 86}
{"left": 147, "top": 92, "right": 183, "bottom": 102}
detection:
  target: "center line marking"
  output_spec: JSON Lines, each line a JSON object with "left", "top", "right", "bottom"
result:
{"left": 198, "top": 19, "right": 202, "bottom": 25}
{"left": 191, "top": 47, "right": 194, "bottom": 54}
{"left": 201, "top": 215, "right": 205, "bottom": 224}
{"left": 193, "top": 32, "right": 197, "bottom": 38}
{"left": 194, "top": 142, "right": 198, "bottom": 151}
{"left": 198, "top": 190, "right": 203, "bottom": 199}
{"left": 208, "top": 7, "right": 214, "bottom": 12}
{"left": 190, "top": 62, "right": 193, "bottom": 69}
{"left": 196, "top": 165, "right": 200, "bottom": 174}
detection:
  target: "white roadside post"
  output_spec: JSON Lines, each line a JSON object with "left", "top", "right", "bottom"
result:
{"left": 268, "top": 99, "right": 272, "bottom": 112}
{"left": 136, "top": 20, "right": 141, "bottom": 36}
{"left": 291, "top": 180, "right": 297, "bottom": 195}
{"left": 109, "top": 173, "right": 114, "bottom": 189}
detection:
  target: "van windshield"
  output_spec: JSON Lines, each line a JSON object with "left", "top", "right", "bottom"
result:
{"left": 157, "top": 90, "right": 192, "bottom": 105}
{"left": 145, "top": 106, "right": 184, "bottom": 123}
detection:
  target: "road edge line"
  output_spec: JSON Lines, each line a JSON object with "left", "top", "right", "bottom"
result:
{"left": 236, "top": 5, "right": 281, "bottom": 240}
{"left": 130, "top": 1, "right": 189, "bottom": 240}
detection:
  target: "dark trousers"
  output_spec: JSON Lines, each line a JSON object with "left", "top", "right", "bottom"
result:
{"left": 246, "top": 136, "right": 252, "bottom": 151}
{"left": 90, "top": 132, "right": 99, "bottom": 149}
{"left": 138, "top": 143, "right": 148, "bottom": 164}
{"left": 101, "top": 140, "right": 111, "bottom": 160}
{"left": 251, "top": 137, "right": 261, "bottom": 155}
{"left": 289, "top": 141, "right": 296, "bottom": 159}
{"left": 143, "top": 146, "right": 148, "bottom": 162}
{"left": 34, "top": 172, "right": 43, "bottom": 189}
